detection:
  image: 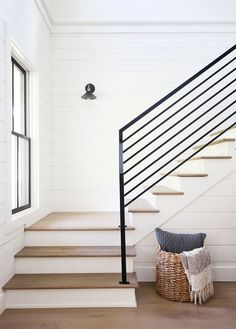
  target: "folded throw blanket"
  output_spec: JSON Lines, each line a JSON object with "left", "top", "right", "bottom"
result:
{"left": 180, "top": 246, "right": 214, "bottom": 305}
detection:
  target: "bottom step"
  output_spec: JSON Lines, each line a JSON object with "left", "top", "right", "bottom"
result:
{"left": 3, "top": 273, "right": 138, "bottom": 308}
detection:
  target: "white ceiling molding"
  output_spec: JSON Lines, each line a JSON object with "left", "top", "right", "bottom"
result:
{"left": 34, "top": 0, "right": 236, "bottom": 35}
{"left": 51, "top": 21, "right": 236, "bottom": 34}
{"left": 34, "top": 0, "right": 53, "bottom": 31}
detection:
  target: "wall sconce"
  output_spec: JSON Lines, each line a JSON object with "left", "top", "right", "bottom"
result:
{"left": 81, "top": 83, "right": 96, "bottom": 100}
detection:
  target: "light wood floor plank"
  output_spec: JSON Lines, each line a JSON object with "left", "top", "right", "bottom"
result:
{"left": 0, "top": 283, "right": 236, "bottom": 329}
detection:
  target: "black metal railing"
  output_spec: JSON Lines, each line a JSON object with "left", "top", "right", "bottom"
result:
{"left": 118, "top": 45, "right": 236, "bottom": 284}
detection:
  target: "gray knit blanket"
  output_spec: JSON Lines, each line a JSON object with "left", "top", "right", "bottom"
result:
{"left": 180, "top": 246, "right": 214, "bottom": 304}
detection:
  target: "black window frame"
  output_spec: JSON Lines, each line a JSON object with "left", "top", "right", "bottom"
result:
{"left": 11, "top": 57, "right": 31, "bottom": 214}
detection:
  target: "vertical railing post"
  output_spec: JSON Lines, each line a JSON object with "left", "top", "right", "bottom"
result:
{"left": 119, "top": 130, "right": 129, "bottom": 284}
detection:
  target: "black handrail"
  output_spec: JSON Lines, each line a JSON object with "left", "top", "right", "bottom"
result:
{"left": 123, "top": 59, "right": 236, "bottom": 148}
{"left": 124, "top": 86, "right": 236, "bottom": 179}
{"left": 120, "top": 45, "right": 236, "bottom": 134}
{"left": 124, "top": 77, "right": 235, "bottom": 165}
{"left": 119, "top": 45, "right": 236, "bottom": 284}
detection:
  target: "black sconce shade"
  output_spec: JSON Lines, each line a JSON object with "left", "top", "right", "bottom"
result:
{"left": 81, "top": 83, "right": 96, "bottom": 100}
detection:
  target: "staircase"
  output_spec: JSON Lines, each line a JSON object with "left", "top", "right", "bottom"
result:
{"left": 3, "top": 46, "right": 236, "bottom": 308}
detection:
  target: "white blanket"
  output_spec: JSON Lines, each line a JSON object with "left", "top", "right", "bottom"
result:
{"left": 180, "top": 246, "right": 214, "bottom": 304}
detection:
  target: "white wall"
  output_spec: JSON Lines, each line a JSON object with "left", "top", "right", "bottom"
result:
{"left": 135, "top": 169, "right": 236, "bottom": 281}
{"left": 0, "top": 0, "right": 52, "bottom": 314}
{"left": 51, "top": 28, "right": 236, "bottom": 211}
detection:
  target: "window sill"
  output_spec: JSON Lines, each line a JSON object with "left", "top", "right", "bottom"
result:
{"left": 12, "top": 207, "right": 37, "bottom": 222}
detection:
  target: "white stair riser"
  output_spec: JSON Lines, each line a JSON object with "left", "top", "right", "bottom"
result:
{"left": 128, "top": 154, "right": 236, "bottom": 245}
{"left": 176, "top": 159, "right": 206, "bottom": 173}
{"left": 15, "top": 257, "right": 134, "bottom": 274}
{"left": 24, "top": 231, "right": 123, "bottom": 246}
{"left": 5, "top": 288, "right": 137, "bottom": 308}
{"left": 158, "top": 175, "right": 182, "bottom": 191}
{"left": 196, "top": 140, "right": 234, "bottom": 156}
{"left": 212, "top": 128, "right": 236, "bottom": 139}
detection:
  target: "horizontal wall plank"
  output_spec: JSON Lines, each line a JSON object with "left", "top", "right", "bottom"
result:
{"left": 0, "top": 121, "right": 5, "bottom": 141}
{"left": 51, "top": 58, "right": 207, "bottom": 73}
{"left": 0, "top": 100, "right": 5, "bottom": 122}
{"left": 205, "top": 179, "right": 236, "bottom": 195}
{"left": 53, "top": 189, "right": 119, "bottom": 211}
{"left": 52, "top": 34, "right": 235, "bottom": 49}
{"left": 226, "top": 171, "right": 236, "bottom": 179}
{"left": 135, "top": 245, "right": 236, "bottom": 263}
{"left": 162, "top": 212, "right": 236, "bottom": 230}
{"left": 51, "top": 70, "right": 190, "bottom": 84}
{"left": 134, "top": 261, "right": 236, "bottom": 281}
{"left": 138, "top": 229, "right": 236, "bottom": 246}
{"left": 52, "top": 47, "right": 225, "bottom": 61}
{"left": 0, "top": 232, "right": 24, "bottom": 268}
{"left": 183, "top": 195, "right": 236, "bottom": 213}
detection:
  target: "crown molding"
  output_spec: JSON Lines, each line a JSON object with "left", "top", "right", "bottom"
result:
{"left": 31, "top": 2, "right": 236, "bottom": 35}
{"left": 51, "top": 21, "right": 236, "bottom": 34}
{"left": 34, "top": 0, "right": 53, "bottom": 32}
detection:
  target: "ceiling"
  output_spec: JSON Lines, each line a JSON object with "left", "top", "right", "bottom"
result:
{"left": 41, "top": 0, "right": 236, "bottom": 25}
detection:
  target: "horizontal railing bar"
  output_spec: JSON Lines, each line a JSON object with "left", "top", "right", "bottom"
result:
{"left": 120, "top": 45, "right": 236, "bottom": 134}
{"left": 122, "top": 56, "right": 236, "bottom": 145}
{"left": 124, "top": 71, "right": 236, "bottom": 163}
{"left": 124, "top": 118, "right": 236, "bottom": 207}
{"left": 124, "top": 101, "right": 236, "bottom": 196}
{"left": 123, "top": 81, "right": 236, "bottom": 176}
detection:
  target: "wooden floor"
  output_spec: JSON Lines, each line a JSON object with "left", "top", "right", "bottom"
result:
{"left": 0, "top": 282, "right": 236, "bottom": 329}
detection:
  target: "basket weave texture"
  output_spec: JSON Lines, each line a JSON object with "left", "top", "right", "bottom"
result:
{"left": 156, "top": 249, "right": 191, "bottom": 302}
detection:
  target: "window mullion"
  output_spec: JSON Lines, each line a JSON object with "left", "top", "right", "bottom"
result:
{"left": 16, "top": 135, "right": 19, "bottom": 209}
{"left": 12, "top": 61, "right": 14, "bottom": 132}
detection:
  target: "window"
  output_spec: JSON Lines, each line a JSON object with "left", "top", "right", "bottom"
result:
{"left": 11, "top": 57, "right": 31, "bottom": 214}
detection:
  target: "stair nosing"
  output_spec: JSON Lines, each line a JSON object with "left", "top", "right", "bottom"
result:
{"left": 177, "top": 156, "right": 232, "bottom": 162}
{"left": 3, "top": 273, "right": 139, "bottom": 290}
{"left": 128, "top": 209, "right": 160, "bottom": 213}
{"left": 152, "top": 190, "right": 184, "bottom": 195}
{"left": 193, "top": 138, "right": 235, "bottom": 150}
{"left": 210, "top": 125, "right": 236, "bottom": 136}
{"left": 15, "top": 246, "right": 136, "bottom": 258}
{"left": 161, "top": 172, "right": 208, "bottom": 177}
{"left": 25, "top": 226, "right": 135, "bottom": 232}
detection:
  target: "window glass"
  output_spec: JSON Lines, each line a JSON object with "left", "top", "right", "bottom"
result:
{"left": 11, "top": 58, "right": 31, "bottom": 214}
{"left": 12, "top": 64, "right": 25, "bottom": 134}
{"left": 18, "top": 138, "right": 30, "bottom": 207}
{"left": 11, "top": 134, "right": 17, "bottom": 210}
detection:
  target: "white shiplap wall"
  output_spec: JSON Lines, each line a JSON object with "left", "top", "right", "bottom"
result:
{"left": 0, "top": 19, "right": 6, "bottom": 226}
{"left": 51, "top": 31, "right": 236, "bottom": 211}
{"left": 0, "top": 0, "right": 52, "bottom": 314}
{"left": 135, "top": 169, "right": 236, "bottom": 281}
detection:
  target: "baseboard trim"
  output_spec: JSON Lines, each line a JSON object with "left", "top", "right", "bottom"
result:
{"left": 135, "top": 264, "right": 236, "bottom": 282}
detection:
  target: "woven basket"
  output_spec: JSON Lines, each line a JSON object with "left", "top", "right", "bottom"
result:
{"left": 156, "top": 249, "right": 191, "bottom": 302}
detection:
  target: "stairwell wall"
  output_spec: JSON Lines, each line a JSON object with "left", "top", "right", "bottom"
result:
{"left": 51, "top": 28, "right": 236, "bottom": 211}
{"left": 135, "top": 169, "right": 236, "bottom": 281}
{"left": 0, "top": 0, "right": 52, "bottom": 314}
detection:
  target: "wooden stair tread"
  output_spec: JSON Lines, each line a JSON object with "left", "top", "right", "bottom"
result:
{"left": 150, "top": 185, "right": 184, "bottom": 195}
{"left": 25, "top": 226, "right": 135, "bottom": 231}
{"left": 163, "top": 172, "right": 208, "bottom": 177}
{"left": 3, "top": 273, "right": 138, "bottom": 290}
{"left": 15, "top": 246, "right": 136, "bottom": 258}
{"left": 25, "top": 212, "right": 135, "bottom": 231}
{"left": 128, "top": 199, "right": 159, "bottom": 213}
{"left": 193, "top": 138, "right": 235, "bottom": 150}
{"left": 178, "top": 156, "right": 232, "bottom": 162}
{"left": 210, "top": 125, "right": 236, "bottom": 136}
